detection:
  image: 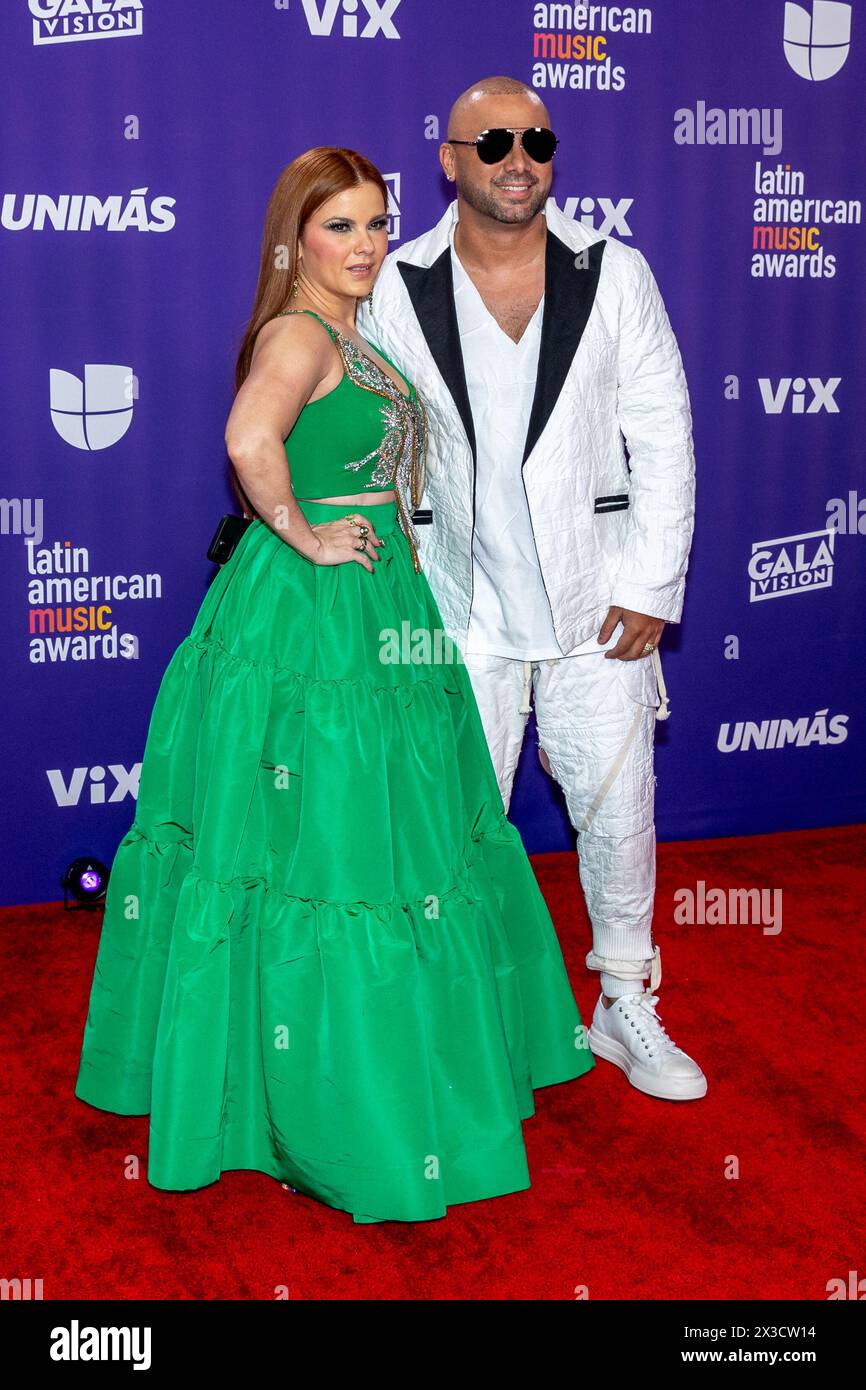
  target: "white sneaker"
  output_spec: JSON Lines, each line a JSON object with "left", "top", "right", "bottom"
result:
{"left": 588, "top": 990, "right": 708, "bottom": 1101}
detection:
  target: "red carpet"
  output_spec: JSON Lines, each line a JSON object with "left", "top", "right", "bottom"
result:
{"left": 1, "top": 824, "right": 863, "bottom": 1300}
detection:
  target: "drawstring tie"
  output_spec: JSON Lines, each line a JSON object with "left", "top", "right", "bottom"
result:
{"left": 518, "top": 659, "right": 533, "bottom": 714}
{"left": 521, "top": 648, "right": 670, "bottom": 828}
{"left": 651, "top": 646, "right": 670, "bottom": 721}
{"left": 578, "top": 646, "right": 669, "bottom": 832}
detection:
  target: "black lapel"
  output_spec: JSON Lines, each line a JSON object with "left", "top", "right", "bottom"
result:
{"left": 398, "top": 248, "right": 477, "bottom": 463}
{"left": 397, "top": 224, "right": 606, "bottom": 469}
{"left": 522, "top": 230, "right": 607, "bottom": 465}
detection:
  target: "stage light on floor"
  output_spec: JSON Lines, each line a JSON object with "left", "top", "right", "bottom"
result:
{"left": 61, "top": 857, "right": 109, "bottom": 911}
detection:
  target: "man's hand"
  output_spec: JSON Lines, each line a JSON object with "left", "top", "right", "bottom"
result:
{"left": 597, "top": 605, "right": 666, "bottom": 660}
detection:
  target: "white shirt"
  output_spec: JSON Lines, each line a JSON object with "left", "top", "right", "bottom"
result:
{"left": 451, "top": 217, "right": 606, "bottom": 660}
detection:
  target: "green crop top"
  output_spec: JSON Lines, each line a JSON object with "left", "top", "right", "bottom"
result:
{"left": 277, "top": 308, "right": 429, "bottom": 569}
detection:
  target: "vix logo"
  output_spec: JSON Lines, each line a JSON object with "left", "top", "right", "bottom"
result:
{"left": 47, "top": 764, "right": 141, "bottom": 807}
{"left": 783, "top": 1, "right": 852, "bottom": 80}
{"left": 299, "top": 0, "right": 401, "bottom": 39}
{"left": 553, "top": 195, "right": 633, "bottom": 237}
{"left": 758, "top": 376, "right": 840, "bottom": 414}
{"left": 50, "top": 365, "right": 135, "bottom": 450}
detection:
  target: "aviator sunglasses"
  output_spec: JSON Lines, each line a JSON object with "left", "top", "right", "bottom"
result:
{"left": 447, "top": 126, "right": 559, "bottom": 165}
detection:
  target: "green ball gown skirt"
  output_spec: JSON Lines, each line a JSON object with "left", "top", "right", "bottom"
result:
{"left": 74, "top": 498, "right": 595, "bottom": 1223}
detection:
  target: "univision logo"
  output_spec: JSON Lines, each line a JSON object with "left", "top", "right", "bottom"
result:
{"left": 29, "top": 0, "right": 143, "bottom": 46}
{"left": 50, "top": 365, "right": 135, "bottom": 450}
{"left": 783, "top": 1, "right": 852, "bottom": 80}
{"left": 299, "top": 0, "right": 402, "bottom": 39}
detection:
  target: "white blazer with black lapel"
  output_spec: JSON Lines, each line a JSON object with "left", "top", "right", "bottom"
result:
{"left": 357, "top": 197, "right": 695, "bottom": 656}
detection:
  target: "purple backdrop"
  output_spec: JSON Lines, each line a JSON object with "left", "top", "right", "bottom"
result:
{"left": 1, "top": 0, "right": 864, "bottom": 908}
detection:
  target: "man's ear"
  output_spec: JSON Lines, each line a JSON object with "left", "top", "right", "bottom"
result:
{"left": 439, "top": 145, "right": 455, "bottom": 182}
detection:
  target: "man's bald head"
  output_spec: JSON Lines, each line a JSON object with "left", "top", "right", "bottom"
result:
{"left": 446, "top": 76, "right": 550, "bottom": 138}
{"left": 441, "top": 77, "right": 554, "bottom": 228}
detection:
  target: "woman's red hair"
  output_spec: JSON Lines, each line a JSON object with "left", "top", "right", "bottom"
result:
{"left": 229, "top": 147, "right": 389, "bottom": 516}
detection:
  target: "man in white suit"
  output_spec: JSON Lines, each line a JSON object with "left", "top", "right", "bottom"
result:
{"left": 358, "top": 76, "right": 705, "bottom": 1101}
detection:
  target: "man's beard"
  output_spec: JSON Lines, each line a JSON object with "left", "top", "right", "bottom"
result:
{"left": 456, "top": 175, "right": 548, "bottom": 225}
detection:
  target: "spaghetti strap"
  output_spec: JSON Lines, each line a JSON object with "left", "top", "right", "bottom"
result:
{"left": 275, "top": 307, "right": 338, "bottom": 340}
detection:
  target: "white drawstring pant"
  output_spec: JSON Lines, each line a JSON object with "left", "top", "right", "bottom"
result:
{"left": 462, "top": 632, "right": 670, "bottom": 999}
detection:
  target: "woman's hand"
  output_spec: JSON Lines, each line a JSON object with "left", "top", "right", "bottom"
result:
{"left": 308, "top": 513, "right": 385, "bottom": 572}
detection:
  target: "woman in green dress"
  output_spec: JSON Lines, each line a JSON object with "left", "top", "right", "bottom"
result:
{"left": 74, "top": 147, "right": 594, "bottom": 1224}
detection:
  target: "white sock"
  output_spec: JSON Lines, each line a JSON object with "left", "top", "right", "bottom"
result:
{"left": 601, "top": 972, "right": 647, "bottom": 1000}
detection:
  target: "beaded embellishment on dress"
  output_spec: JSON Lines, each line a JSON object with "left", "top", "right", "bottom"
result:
{"left": 276, "top": 309, "right": 429, "bottom": 572}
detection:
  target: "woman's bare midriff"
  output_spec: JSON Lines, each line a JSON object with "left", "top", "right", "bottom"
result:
{"left": 297, "top": 491, "right": 396, "bottom": 505}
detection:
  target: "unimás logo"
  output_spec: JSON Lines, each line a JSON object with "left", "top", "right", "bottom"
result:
{"left": 1, "top": 188, "right": 176, "bottom": 233}
{"left": 783, "top": 0, "right": 852, "bottom": 80}
{"left": 299, "top": 0, "right": 401, "bottom": 39}
{"left": 717, "top": 707, "right": 848, "bottom": 752}
{"left": 29, "top": 0, "right": 143, "bottom": 47}
{"left": 748, "top": 527, "right": 835, "bottom": 602}
{"left": 50, "top": 365, "right": 134, "bottom": 450}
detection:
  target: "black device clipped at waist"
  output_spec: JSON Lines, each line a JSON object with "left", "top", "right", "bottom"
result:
{"left": 207, "top": 507, "right": 434, "bottom": 564}
{"left": 207, "top": 513, "right": 254, "bottom": 564}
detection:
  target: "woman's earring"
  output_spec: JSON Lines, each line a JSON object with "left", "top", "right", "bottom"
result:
{"left": 291, "top": 274, "right": 300, "bottom": 298}
{"left": 367, "top": 288, "right": 373, "bottom": 310}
